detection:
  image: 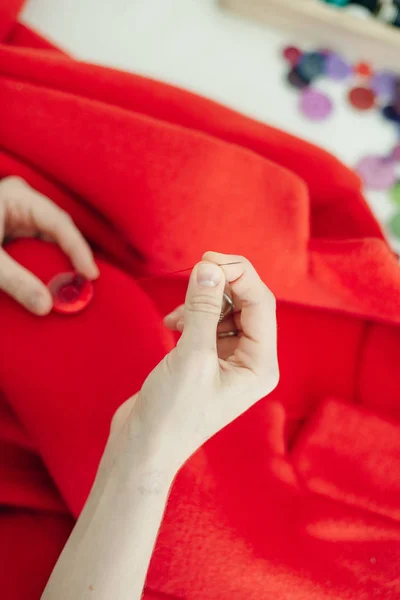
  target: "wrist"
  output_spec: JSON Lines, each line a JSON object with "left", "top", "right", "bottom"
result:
{"left": 105, "top": 416, "right": 178, "bottom": 492}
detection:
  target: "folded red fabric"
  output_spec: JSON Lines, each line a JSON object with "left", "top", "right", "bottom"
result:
{"left": 1, "top": 4, "right": 399, "bottom": 599}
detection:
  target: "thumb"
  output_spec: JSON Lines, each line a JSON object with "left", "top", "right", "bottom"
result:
{"left": 0, "top": 249, "right": 53, "bottom": 315}
{"left": 181, "top": 261, "right": 225, "bottom": 351}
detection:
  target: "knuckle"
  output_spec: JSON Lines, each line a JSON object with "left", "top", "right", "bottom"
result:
{"left": 47, "top": 219, "right": 63, "bottom": 238}
{"left": 186, "top": 294, "right": 222, "bottom": 316}
{"left": 236, "top": 254, "right": 249, "bottom": 265}
{"left": 60, "top": 210, "right": 73, "bottom": 224}
{"left": 0, "top": 175, "right": 26, "bottom": 190}
{"left": 0, "top": 176, "right": 26, "bottom": 201}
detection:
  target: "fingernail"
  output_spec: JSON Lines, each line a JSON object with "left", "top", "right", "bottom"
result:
{"left": 176, "top": 318, "right": 184, "bottom": 332}
{"left": 196, "top": 263, "right": 221, "bottom": 287}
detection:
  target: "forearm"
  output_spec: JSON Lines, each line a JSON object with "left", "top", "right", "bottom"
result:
{"left": 41, "top": 423, "right": 174, "bottom": 600}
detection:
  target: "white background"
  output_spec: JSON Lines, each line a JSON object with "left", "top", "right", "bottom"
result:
{"left": 22, "top": 0, "right": 400, "bottom": 251}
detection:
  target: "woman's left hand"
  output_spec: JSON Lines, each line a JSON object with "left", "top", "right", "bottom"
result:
{"left": 0, "top": 176, "right": 98, "bottom": 314}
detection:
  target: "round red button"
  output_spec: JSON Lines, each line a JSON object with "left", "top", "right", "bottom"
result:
{"left": 282, "top": 45, "right": 302, "bottom": 66}
{"left": 48, "top": 272, "right": 94, "bottom": 315}
{"left": 348, "top": 86, "right": 376, "bottom": 111}
{"left": 354, "top": 61, "right": 373, "bottom": 78}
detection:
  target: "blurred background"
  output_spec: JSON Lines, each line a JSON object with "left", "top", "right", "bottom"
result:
{"left": 21, "top": 0, "right": 400, "bottom": 252}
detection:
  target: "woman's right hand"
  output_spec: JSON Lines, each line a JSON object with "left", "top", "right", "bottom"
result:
{"left": 42, "top": 252, "right": 279, "bottom": 600}
{"left": 114, "top": 252, "right": 279, "bottom": 476}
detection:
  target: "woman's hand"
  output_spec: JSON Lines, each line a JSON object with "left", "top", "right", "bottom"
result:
{"left": 0, "top": 176, "right": 98, "bottom": 314}
{"left": 116, "top": 252, "right": 279, "bottom": 475}
{"left": 42, "top": 252, "right": 278, "bottom": 600}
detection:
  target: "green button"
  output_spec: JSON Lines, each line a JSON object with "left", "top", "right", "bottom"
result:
{"left": 389, "top": 212, "right": 400, "bottom": 238}
{"left": 322, "top": 0, "right": 349, "bottom": 6}
{"left": 391, "top": 182, "right": 400, "bottom": 206}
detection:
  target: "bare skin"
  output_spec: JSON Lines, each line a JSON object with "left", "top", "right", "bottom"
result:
{"left": 0, "top": 176, "right": 98, "bottom": 314}
{"left": 0, "top": 176, "right": 279, "bottom": 599}
{"left": 42, "top": 252, "right": 278, "bottom": 599}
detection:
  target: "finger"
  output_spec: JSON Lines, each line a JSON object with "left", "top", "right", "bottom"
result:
{"left": 180, "top": 261, "right": 225, "bottom": 352}
{"left": 217, "top": 314, "right": 238, "bottom": 334}
{"left": 202, "top": 252, "right": 276, "bottom": 373}
{"left": 31, "top": 193, "right": 99, "bottom": 279}
{"left": 0, "top": 249, "right": 53, "bottom": 315}
{"left": 0, "top": 200, "right": 5, "bottom": 241}
{"left": 164, "top": 304, "right": 185, "bottom": 330}
{"left": 165, "top": 305, "right": 238, "bottom": 335}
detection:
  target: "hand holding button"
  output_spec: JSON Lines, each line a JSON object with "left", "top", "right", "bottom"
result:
{"left": 111, "top": 253, "right": 279, "bottom": 473}
{"left": 0, "top": 176, "right": 98, "bottom": 315}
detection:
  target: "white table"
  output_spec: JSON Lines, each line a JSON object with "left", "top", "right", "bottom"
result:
{"left": 22, "top": 0, "right": 400, "bottom": 251}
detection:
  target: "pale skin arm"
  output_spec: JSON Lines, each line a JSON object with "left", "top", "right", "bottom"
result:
{"left": 41, "top": 252, "right": 279, "bottom": 600}
{"left": 41, "top": 418, "right": 175, "bottom": 599}
{"left": 0, "top": 178, "right": 278, "bottom": 598}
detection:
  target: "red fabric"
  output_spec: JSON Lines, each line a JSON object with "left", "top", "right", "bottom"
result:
{"left": 1, "top": 4, "right": 400, "bottom": 599}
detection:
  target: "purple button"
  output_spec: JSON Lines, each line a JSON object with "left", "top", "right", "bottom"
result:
{"left": 355, "top": 155, "right": 397, "bottom": 191}
{"left": 318, "top": 48, "right": 332, "bottom": 57}
{"left": 371, "top": 70, "right": 396, "bottom": 99}
{"left": 325, "top": 53, "right": 351, "bottom": 81}
{"left": 391, "top": 144, "right": 400, "bottom": 162}
{"left": 299, "top": 89, "right": 333, "bottom": 121}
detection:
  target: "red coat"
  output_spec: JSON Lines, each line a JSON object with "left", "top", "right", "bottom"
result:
{"left": 1, "top": 5, "right": 400, "bottom": 599}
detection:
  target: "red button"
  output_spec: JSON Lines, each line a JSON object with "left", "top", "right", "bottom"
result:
{"left": 354, "top": 61, "right": 373, "bottom": 78}
{"left": 282, "top": 45, "right": 302, "bottom": 66}
{"left": 48, "top": 272, "right": 93, "bottom": 314}
{"left": 348, "top": 86, "right": 376, "bottom": 110}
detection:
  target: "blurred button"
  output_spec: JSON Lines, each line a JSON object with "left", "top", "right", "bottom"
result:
{"left": 48, "top": 272, "right": 94, "bottom": 315}
{"left": 343, "top": 4, "right": 372, "bottom": 18}
{"left": 297, "top": 52, "right": 326, "bottom": 80}
{"left": 355, "top": 155, "right": 397, "bottom": 190}
{"left": 351, "top": 0, "right": 380, "bottom": 15}
{"left": 382, "top": 105, "right": 400, "bottom": 123}
{"left": 282, "top": 45, "right": 302, "bottom": 65}
{"left": 287, "top": 67, "right": 310, "bottom": 89}
{"left": 322, "top": 0, "right": 349, "bottom": 5}
{"left": 389, "top": 212, "right": 400, "bottom": 238}
{"left": 394, "top": 95, "right": 400, "bottom": 115}
{"left": 325, "top": 53, "right": 351, "bottom": 80}
{"left": 318, "top": 48, "right": 332, "bottom": 57}
{"left": 299, "top": 89, "right": 333, "bottom": 120}
{"left": 370, "top": 70, "right": 396, "bottom": 98}
{"left": 393, "top": 8, "right": 400, "bottom": 28}
{"left": 348, "top": 86, "right": 376, "bottom": 110}
{"left": 391, "top": 182, "right": 400, "bottom": 206}
{"left": 377, "top": 2, "right": 397, "bottom": 24}
{"left": 391, "top": 144, "right": 400, "bottom": 162}
{"left": 354, "top": 61, "right": 373, "bottom": 78}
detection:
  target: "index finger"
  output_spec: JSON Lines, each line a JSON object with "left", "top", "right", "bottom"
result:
{"left": 202, "top": 252, "right": 276, "bottom": 373}
{"left": 30, "top": 190, "right": 99, "bottom": 280}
